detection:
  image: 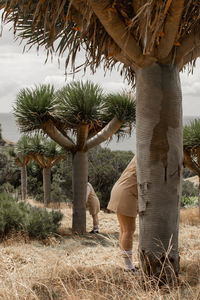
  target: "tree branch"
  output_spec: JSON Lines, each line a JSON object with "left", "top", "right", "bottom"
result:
{"left": 86, "top": 116, "right": 122, "bottom": 150}
{"left": 88, "top": 0, "right": 144, "bottom": 66}
{"left": 51, "top": 155, "right": 65, "bottom": 167}
{"left": 157, "top": 0, "right": 185, "bottom": 59}
{"left": 175, "top": 26, "right": 200, "bottom": 65}
{"left": 179, "top": 46, "right": 200, "bottom": 70}
{"left": 41, "top": 120, "right": 75, "bottom": 151}
{"left": 30, "top": 154, "right": 44, "bottom": 168}
{"left": 77, "top": 124, "right": 89, "bottom": 150}
{"left": 184, "top": 150, "right": 200, "bottom": 177}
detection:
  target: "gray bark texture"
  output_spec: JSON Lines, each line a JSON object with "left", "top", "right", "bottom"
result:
{"left": 136, "top": 63, "right": 183, "bottom": 282}
{"left": 43, "top": 167, "right": 51, "bottom": 207}
{"left": 21, "top": 165, "right": 27, "bottom": 201}
{"left": 72, "top": 151, "right": 88, "bottom": 233}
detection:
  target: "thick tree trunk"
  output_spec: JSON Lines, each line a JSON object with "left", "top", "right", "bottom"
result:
{"left": 43, "top": 167, "right": 51, "bottom": 207}
{"left": 72, "top": 151, "right": 88, "bottom": 234}
{"left": 136, "top": 63, "right": 183, "bottom": 282}
{"left": 21, "top": 165, "right": 27, "bottom": 201}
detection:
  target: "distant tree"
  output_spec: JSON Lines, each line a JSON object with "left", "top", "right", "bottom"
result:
{"left": 183, "top": 119, "right": 200, "bottom": 217}
{"left": 27, "top": 135, "right": 65, "bottom": 206}
{"left": 13, "top": 82, "right": 136, "bottom": 233}
{"left": 10, "top": 136, "right": 32, "bottom": 200}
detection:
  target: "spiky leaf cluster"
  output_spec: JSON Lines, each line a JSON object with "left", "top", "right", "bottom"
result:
{"left": 55, "top": 81, "right": 103, "bottom": 127}
{"left": 14, "top": 84, "right": 57, "bottom": 132}
{"left": 15, "top": 135, "right": 34, "bottom": 158}
{"left": 100, "top": 92, "right": 136, "bottom": 138}
{"left": 29, "top": 134, "right": 65, "bottom": 158}
{"left": 183, "top": 119, "right": 200, "bottom": 150}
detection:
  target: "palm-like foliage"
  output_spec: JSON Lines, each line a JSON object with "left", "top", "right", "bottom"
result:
{"left": 12, "top": 135, "right": 32, "bottom": 164}
{"left": 13, "top": 81, "right": 136, "bottom": 149}
{"left": 1, "top": 1, "right": 200, "bottom": 77}
{"left": 101, "top": 92, "right": 136, "bottom": 138}
{"left": 14, "top": 84, "right": 57, "bottom": 132}
{"left": 13, "top": 81, "right": 136, "bottom": 232}
{"left": 56, "top": 81, "right": 103, "bottom": 127}
{"left": 184, "top": 119, "right": 200, "bottom": 149}
{"left": 28, "top": 134, "right": 65, "bottom": 165}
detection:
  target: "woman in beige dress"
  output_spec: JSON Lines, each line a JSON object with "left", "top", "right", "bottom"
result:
{"left": 107, "top": 155, "right": 138, "bottom": 272}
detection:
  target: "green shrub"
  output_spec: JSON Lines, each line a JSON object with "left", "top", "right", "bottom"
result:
{"left": 182, "top": 180, "right": 198, "bottom": 197}
{"left": 181, "top": 195, "right": 198, "bottom": 208}
{"left": 0, "top": 182, "right": 14, "bottom": 194}
{"left": 27, "top": 208, "right": 63, "bottom": 239}
{"left": 0, "top": 193, "right": 27, "bottom": 235}
{"left": 0, "top": 193, "right": 63, "bottom": 239}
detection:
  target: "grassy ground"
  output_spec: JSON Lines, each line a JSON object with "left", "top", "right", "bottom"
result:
{"left": 0, "top": 200, "right": 199, "bottom": 300}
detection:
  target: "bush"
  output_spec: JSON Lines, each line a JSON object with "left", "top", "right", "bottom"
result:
{"left": 0, "top": 193, "right": 63, "bottom": 239}
{"left": 0, "top": 193, "right": 27, "bottom": 235}
{"left": 0, "top": 182, "right": 14, "bottom": 194}
{"left": 182, "top": 180, "right": 198, "bottom": 197}
{"left": 181, "top": 195, "right": 198, "bottom": 208}
{"left": 26, "top": 208, "right": 63, "bottom": 239}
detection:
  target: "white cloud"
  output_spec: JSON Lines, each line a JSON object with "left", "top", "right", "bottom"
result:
{"left": 1, "top": 20, "right": 200, "bottom": 116}
{"left": 44, "top": 75, "right": 72, "bottom": 89}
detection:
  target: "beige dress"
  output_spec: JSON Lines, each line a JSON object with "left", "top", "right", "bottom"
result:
{"left": 107, "top": 156, "right": 138, "bottom": 217}
{"left": 86, "top": 183, "right": 100, "bottom": 215}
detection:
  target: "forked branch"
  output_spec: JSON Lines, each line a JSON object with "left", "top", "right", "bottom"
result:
{"left": 86, "top": 116, "right": 122, "bottom": 150}
{"left": 88, "top": 0, "right": 143, "bottom": 66}
{"left": 157, "top": 0, "right": 185, "bottom": 59}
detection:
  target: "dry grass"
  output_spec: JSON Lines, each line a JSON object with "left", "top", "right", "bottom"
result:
{"left": 180, "top": 207, "right": 200, "bottom": 226}
{"left": 0, "top": 200, "right": 199, "bottom": 300}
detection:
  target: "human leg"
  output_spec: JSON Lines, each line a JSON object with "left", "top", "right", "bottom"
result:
{"left": 117, "top": 213, "right": 137, "bottom": 270}
{"left": 90, "top": 213, "right": 99, "bottom": 233}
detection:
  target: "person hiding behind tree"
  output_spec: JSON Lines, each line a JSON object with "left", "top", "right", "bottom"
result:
{"left": 107, "top": 155, "right": 138, "bottom": 272}
{"left": 86, "top": 180, "right": 100, "bottom": 233}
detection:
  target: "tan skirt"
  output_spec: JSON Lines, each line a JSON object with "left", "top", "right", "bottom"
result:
{"left": 107, "top": 182, "right": 138, "bottom": 217}
{"left": 86, "top": 190, "right": 100, "bottom": 215}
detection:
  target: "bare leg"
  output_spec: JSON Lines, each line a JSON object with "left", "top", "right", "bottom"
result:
{"left": 117, "top": 213, "right": 136, "bottom": 250}
{"left": 117, "top": 213, "right": 136, "bottom": 270}
{"left": 90, "top": 213, "right": 99, "bottom": 233}
{"left": 92, "top": 213, "right": 99, "bottom": 228}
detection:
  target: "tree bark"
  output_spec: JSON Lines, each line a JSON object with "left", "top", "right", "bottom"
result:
{"left": 43, "top": 167, "right": 51, "bottom": 207}
{"left": 136, "top": 63, "right": 183, "bottom": 282}
{"left": 21, "top": 165, "right": 27, "bottom": 201}
{"left": 72, "top": 151, "right": 88, "bottom": 233}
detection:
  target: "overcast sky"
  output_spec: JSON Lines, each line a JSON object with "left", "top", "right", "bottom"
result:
{"left": 1, "top": 22, "right": 200, "bottom": 116}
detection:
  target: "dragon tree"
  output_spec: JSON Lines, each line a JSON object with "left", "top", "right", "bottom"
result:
{"left": 27, "top": 134, "right": 65, "bottom": 206}
{"left": 13, "top": 82, "right": 136, "bottom": 233}
{"left": 10, "top": 136, "right": 32, "bottom": 201}
{"left": 2, "top": 0, "right": 199, "bottom": 280}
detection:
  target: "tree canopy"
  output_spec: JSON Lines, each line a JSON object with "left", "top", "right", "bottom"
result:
{"left": 1, "top": 1, "right": 199, "bottom": 79}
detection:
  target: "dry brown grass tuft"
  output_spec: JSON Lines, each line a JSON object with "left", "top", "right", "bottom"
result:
{"left": 180, "top": 207, "right": 200, "bottom": 226}
{"left": 0, "top": 200, "right": 199, "bottom": 299}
